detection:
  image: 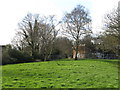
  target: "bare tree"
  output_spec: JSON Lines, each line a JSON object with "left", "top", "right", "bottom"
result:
{"left": 104, "top": 8, "right": 120, "bottom": 38}
{"left": 12, "top": 13, "right": 60, "bottom": 60}
{"left": 40, "top": 15, "right": 60, "bottom": 61}
{"left": 101, "top": 7, "right": 120, "bottom": 57}
{"left": 16, "top": 13, "right": 41, "bottom": 58}
{"left": 62, "top": 5, "right": 92, "bottom": 60}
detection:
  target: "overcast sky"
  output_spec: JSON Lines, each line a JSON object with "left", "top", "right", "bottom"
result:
{"left": 0, "top": 0, "right": 119, "bottom": 45}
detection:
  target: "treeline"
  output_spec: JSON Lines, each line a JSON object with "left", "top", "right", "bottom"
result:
{"left": 2, "top": 4, "right": 120, "bottom": 65}
{"left": 2, "top": 4, "right": 91, "bottom": 65}
{"left": 2, "top": 37, "right": 73, "bottom": 65}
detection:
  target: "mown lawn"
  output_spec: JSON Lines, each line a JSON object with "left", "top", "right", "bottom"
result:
{"left": 1, "top": 59, "right": 119, "bottom": 88}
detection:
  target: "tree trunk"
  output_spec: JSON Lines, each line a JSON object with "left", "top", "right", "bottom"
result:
{"left": 75, "top": 41, "right": 79, "bottom": 60}
{"left": 32, "top": 48, "right": 35, "bottom": 58}
{"left": 31, "top": 45, "right": 36, "bottom": 59}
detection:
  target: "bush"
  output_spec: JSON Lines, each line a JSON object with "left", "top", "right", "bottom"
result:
{"left": 8, "top": 49, "right": 33, "bottom": 63}
{"left": 2, "top": 50, "right": 17, "bottom": 65}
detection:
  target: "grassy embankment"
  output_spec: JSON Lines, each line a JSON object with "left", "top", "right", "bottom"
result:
{"left": 2, "top": 59, "right": 119, "bottom": 88}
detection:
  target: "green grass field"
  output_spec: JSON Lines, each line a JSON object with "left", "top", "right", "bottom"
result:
{"left": 1, "top": 59, "right": 119, "bottom": 88}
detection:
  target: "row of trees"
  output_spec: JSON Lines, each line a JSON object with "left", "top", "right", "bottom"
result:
{"left": 2, "top": 37, "right": 73, "bottom": 64}
{"left": 10, "top": 5, "right": 92, "bottom": 61}
{"left": 2, "top": 4, "right": 120, "bottom": 64}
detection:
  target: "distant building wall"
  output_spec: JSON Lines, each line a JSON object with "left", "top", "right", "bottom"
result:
{"left": 73, "top": 44, "right": 86, "bottom": 59}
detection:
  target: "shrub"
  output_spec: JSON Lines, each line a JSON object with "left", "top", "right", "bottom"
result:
{"left": 2, "top": 49, "right": 16, "bottom": 65}
{"left": 8, "top": 49, "right": 33, "bottom": 63}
